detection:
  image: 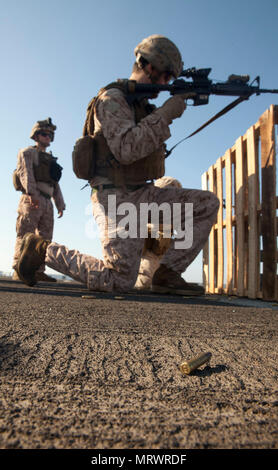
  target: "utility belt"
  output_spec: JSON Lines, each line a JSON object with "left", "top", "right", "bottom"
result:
{"left": 39, "top": 190, "right": 51, "bottom": 200}
{"left": 91, "top": 183, "right": 150, "bottom": 193}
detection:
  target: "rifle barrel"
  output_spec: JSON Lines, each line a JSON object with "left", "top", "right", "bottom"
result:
{"left": 258, "top": 88, "right": 278, "bottom": 93}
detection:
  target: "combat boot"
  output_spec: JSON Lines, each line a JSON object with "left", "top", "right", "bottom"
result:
{"left": 151, "top": 264, "right": 204, "bottom": 296}
{"left": 16, "top": 233, "right": 50, "bottom": 287}
{"left": 35, "top": 272, "right": 57, "bottom": 283}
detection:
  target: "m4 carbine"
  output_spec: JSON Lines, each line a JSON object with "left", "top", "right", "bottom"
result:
{"left": 126, "top": 68, "right": 278, "bottom": 148}
{"left": 128, "top": 67, "right": 278, "bottom": 106}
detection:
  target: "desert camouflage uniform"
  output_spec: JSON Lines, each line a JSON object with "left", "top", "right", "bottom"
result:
{"left": 12, "top": 146, "right": 65, "bottom": 272}
{"left": 45, "top": 87, "right": 219, "bottom": 291}
{"left": 135, "top": 176, "right": 182, "bottom": 289}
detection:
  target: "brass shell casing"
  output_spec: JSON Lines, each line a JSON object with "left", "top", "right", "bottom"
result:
{"left": 180, "top": 352, "right": 212, "bottom": 375}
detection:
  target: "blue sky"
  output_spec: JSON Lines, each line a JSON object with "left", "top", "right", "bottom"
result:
{"left": 0, "top": 0, "right": 277, "bottom": 282}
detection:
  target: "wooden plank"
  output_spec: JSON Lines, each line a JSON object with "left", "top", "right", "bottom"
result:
{"left": 235, "top": 136, "right": 245, "bottom": 296}
{"left": 260, "top": 105, "right": 277, "bottom": 300}
{"left": 208, "top": 166, "right": 216, "bottom": 293}
{"left": 230, "top": 123, "right": 260, "bottom": 154}
{"left": 216, "top": 157, "right": 224, "bottom": 293}
{"left": 232, "top": 150, "right": 237, "bottom": 291}
{"left": 255, "top": 130, "right": 261, "bottom": 296}
{"left": 201, "top": 172, "right": 209, "bottom": 293}
{"left": 260, "top": 250, "right": 278, "bottom": 262}
{"left": 242, "top": 139, "right": 249, "bottom": 294}
{"left": 274, "top": 104, "right": 278, "bottom": 124}
{"left": 247, "top": 125, "right": 260, "bottom": 298}
{"left": 225, "top": 149, "right": 233, "bottom": 295}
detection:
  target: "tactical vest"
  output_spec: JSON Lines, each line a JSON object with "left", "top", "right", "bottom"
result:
{"left": 83, "top": 80, "right": 166, "bottom": 185}
{"left": 33, "top": 151, "right": 63, "bottom": 185}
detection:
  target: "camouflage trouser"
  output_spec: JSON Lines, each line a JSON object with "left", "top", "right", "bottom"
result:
{"left": 13, "top": 193, "right": 54, "bottom": 272}
{"left": 135, "top": 176, "right": 181, "bottom": 289}
{"left": 45, "top": 184, "right": 219, "bottom": 292}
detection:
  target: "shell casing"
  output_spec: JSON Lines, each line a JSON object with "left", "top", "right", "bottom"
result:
{"left": 180, "top": 352, "right": 212, "bottom": 375}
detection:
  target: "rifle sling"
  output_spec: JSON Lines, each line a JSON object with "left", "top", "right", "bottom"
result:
{"left": 166, "top": 95, "right": 250, "bottom": 157}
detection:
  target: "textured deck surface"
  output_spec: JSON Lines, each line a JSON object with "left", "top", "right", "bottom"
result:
{"left": 0, "top": 278, "right": 277, "bottom": 449}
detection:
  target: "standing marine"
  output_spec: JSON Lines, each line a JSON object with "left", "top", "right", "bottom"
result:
{"left": 12, "top": 118, "right": 66, "bottom": 282}
{"left": 16, "top": 35, "right": 219, "bottom": 294}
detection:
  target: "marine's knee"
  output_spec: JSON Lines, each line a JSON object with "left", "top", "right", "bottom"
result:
{"left": 212, "top": 192, "right": 220, "bottom": 209}
{"left": 206, "top": 191, "right": 220, "bottom": 212}
{"left": 155, "top": 176, "right": 182, "bottom": 189}
{"left": 16, "top": 215, "right": 36, "bottom": 236}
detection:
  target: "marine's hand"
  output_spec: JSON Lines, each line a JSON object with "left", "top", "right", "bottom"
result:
{"left": 156, "top": 95, "right": 187, "bottom": 124}
{"left": 58, "top": 210, "right": 64, "bottom": 218}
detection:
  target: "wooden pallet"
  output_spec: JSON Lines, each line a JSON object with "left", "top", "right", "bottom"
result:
{"left": 202, "top": 105, "right": 278, "bottom": 300}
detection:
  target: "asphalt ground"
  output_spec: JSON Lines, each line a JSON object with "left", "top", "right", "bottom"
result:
{"left": 0, "top": 277, "right": 277, "bottom": 453}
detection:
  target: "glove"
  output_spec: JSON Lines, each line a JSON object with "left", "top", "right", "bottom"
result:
{"left": 156, "top": 95, "right": 186, "bottom": 124}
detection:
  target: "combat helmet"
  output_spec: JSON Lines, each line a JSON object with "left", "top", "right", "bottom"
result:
{"left": 30, "top": 117, "right": 56, "bottom": 142}
{"left": 134, "top": 34, "right": 183, "bottom": 78}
